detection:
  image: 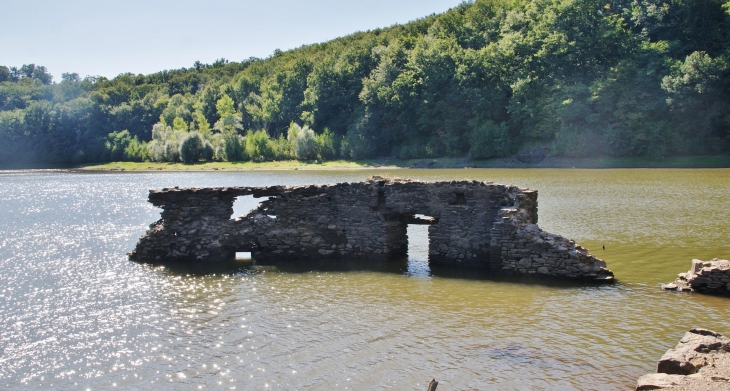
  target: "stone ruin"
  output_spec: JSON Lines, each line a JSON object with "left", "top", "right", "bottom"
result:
{"left": 129, "top": 177, "right": 613, "bottom": 280}
{"left": 663, "top": 259, "right": 730, "bottom": 295}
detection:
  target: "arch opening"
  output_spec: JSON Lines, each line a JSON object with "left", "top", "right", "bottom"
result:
{"left": 231, "top": 195, "right": 267, "bottom": 261}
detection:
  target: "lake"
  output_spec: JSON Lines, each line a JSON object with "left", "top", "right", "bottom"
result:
{"left": 1, "top": 168, "right": 729, "bottom": 390}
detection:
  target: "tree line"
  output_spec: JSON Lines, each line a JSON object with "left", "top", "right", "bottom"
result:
{"left": 1, "top": 0, "right": 729, "bottom": 166}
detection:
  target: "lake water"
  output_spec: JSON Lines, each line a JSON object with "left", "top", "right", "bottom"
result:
{"left": 1, "top": 168, "right": 729, "bottom": 390}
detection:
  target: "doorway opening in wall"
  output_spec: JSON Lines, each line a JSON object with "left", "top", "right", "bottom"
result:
{"left": 406, "top": 214, "right": 434, "bottom": 277}
{"left": 232, "top": 195, "right": 265, "bottom": 262}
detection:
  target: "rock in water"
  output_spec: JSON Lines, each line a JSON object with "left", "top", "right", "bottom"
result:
{"left": 635, "top": 374, "right": 685, "bottom": 390}
{"left": 636, "top": 328, "right": 730, "bottom": 390}
{"left": 663, "top": 259, "right": 730, "bottom": 295}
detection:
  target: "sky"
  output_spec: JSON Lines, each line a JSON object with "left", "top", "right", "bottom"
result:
{"left": 1, "top": 0, "right": 463, "bottom": 80}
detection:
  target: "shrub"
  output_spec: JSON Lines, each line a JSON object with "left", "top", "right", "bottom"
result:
{"left": 245, "top": 129, "right": 275, "bottom": 161}
{"left": 287, "top": 122, "right": 300, "bottom": 152}
{"left": 398, "top": 143, "right": 435, "bottom": 159}
{"left": 223, "top": 132, "right": 245, "bottom": 161}
{"left": 468, "top": 121, "right": 510, "bottom": 159}
{"left": 164, "top": 140, "right": 181, "bottom": 162}
{"left": 295, "top": 126, "right": 318, "bottom": 160}
{"left": 273, "top": 134, "right": 294, "bottom": 160}
{"left": 105, "top": 130, "right": 147, "bottom": 162}
{"left": 316, "top": 128, "right": 337, "bottom": 160}
{"left": 123, "top": 136, "right": 147, "bottom": 161}
{"left": 147, "top": 140, "right": 165, "bottom": 162}
{"left": 179, "top": 132, "right": 204, "bottom": 163}
{"left": 341, "top": 129, "right": 375, "bottom": 160}
{"left": 202, "top": 142, "right": 214, "bottom": 161}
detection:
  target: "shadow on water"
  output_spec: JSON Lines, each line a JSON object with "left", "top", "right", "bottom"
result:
{"left": 253, "top": 256, "right": 410, "bottom": 274}
{"left": 428, "top": 264, "right": 617, "bottom": 289}
{"left": 134, "top": 256, "right": 617, "bottom": 290}
{"left": 133, "top": 258, "right": 258, "bottom": 276}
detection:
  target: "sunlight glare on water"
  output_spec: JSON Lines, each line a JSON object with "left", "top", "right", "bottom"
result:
{"left": 0, "top": 169, "right": 729, "bottom": 390}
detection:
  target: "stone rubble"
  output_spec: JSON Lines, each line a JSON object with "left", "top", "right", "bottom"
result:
{"left": 128, "top": 178, "right": 613, "bottom": 280}
{"left": 636, "top": 329, "right": 730, "bottom": 390}
{"left": 663, "top": 259, "right": 730, "bottom": 295}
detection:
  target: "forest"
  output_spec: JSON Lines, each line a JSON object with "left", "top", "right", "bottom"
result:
{"left": 1, "top": 0, "right": 728, "bottom": 165}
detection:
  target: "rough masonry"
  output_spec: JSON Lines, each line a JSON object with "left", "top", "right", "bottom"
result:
{"left": 129, "top": 177, "right": 613, "bottom": 280}
{"left": 663, "top": 259, "right": 730, "bottom": 295}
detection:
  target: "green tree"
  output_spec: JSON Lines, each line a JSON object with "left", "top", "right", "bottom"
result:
{"left": 179, "top": 132, "right": 207, "bottom": 163}
{"left": 195, "top": 112, "right": 211, "bottom": 137}
{"left": 172, "top": 116, "right": 189, "bottom": 131}
{"left": 468, "top": 121, "right": 510, "bottom": 159}
{"left": 286, "top": 122, "right": 301, "bottom": 152}
{"left": 105, "top": 130, "right": 146, "bottom": 162}
{"left": 223, "top": 133, "right": 245, "bottom": 161}
{"left": 295, "top": 125, "right": 318, "bottom": 160}
{"left": 316, "top": 128, "right": 337, "bottom": 160}
{"left": 216, "top": 94, "right": 236, "bottom": 119}
{"left": 245, "top": 129, "right": 276, "bottom": 161}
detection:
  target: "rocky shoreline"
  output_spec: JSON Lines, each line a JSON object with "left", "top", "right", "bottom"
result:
{"left": 636, "top": 328, "right": 730, "bottom": 390}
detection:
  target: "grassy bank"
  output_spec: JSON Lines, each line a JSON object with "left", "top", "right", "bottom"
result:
{"left": 3, "top": 155, "right": 729, "bottom": 172}
{"left": 75, "top": 160, "right": 384, "bottom": 171}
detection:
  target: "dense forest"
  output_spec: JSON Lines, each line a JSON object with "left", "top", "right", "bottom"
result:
{"left": 1, "top": 0, "right": 729, "bottom": 165}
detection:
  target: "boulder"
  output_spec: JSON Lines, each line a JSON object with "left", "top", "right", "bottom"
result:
{"left": 636, "top": 374, "right": 685, "bottom": 390}
{"left": 636, "top": 328, "right": 730, "bottom": 390}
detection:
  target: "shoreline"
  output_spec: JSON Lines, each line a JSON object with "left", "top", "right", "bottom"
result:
{"left": 2, "top": 155, "right": 729, "bottom": 172}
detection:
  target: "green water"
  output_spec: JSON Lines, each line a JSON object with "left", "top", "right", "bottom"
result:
{"left": 1, "top": 168, "right": 728, "bottom": 390}
{"left": 402, "top": 168, "right": 730, "bottom": 286}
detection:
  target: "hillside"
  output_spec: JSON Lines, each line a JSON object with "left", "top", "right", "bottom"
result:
{"left": 1, "top": 0, "right": 729, "bottom": 165}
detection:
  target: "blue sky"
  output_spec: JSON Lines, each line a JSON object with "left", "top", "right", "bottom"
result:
{"left": 1, "top": 0, "right": 463, "bottom": 80}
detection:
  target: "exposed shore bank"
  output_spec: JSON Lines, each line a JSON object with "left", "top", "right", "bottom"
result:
{"left": 2, "top": 155, "right": 727, "bottom": 172}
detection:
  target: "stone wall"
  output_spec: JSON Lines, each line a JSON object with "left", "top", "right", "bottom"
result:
{"left": 129, "top": 178, "right": 613, "bottom": 280}
{"left": 663, "top": 259, "right": 730, "bottom": 294}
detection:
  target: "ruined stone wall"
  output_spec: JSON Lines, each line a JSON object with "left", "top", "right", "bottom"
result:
{"left": 663, "top": 259, "right": 730, "bottom": 294}
{"left": 237, "top": 182, "right": 408, "bottom": 262}
{"left": 490, "top": 195, "right": 612, "bottom": 279}
{"left": 129, "top": 178, "right": 613, "bottom": 280}
{"left": 380, "top": 180, "right": 518, "bottom": 267}
{"left": 135, "top": 187, "right": 237, "bottom": 262}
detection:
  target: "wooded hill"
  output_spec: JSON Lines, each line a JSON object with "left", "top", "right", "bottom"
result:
{"left": 1, "top": 0, "right": 728, "bottom": 165}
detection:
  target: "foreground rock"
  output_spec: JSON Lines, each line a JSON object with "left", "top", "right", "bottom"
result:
{"left": 663, "top": 259, "right": 730, "bottom": 295}
{"left": 636, "top": 329, "right": 730, "bottom": 390}
{"left": 129, "top": 178, "right": 613, "bottom": 280}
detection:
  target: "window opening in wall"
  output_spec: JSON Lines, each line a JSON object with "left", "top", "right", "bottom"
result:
{"left": 232, "top": 195, "right": 264, "bottom": 219}
{"left": 406, "top": 214, "right": 434, "bottom": 277}
{"left": 235, "top": 252, "right": 252, "bottom": 260}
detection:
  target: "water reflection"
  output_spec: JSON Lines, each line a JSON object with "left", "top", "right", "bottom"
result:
{"left": 0, "top": 169, "right": 728, "bottom": 390}
{"left": 406, "top": 220, "right": 432, "bottom": 277}
{"left": 253, "top": 257, "right": 409, "bottom": 274}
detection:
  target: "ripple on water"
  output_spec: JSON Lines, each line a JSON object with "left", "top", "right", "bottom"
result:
{"left": 0, "top": 169, "right": 729, "bottom": 390}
